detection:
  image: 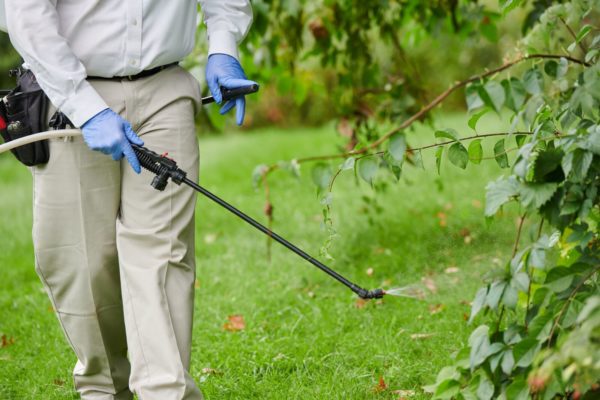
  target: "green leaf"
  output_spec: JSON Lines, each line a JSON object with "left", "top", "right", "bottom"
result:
{"left": 544, "top": 60, "right": 558, "bottom": 78}
{"left": 500, "top": 0, "right": 523, "bottom": 13}
{"left": 311, "top": 162, "right": 333, "bottom": 190}
{"left": 581, "top": 128, "right": 600, "bottom": 155}
{"left": 505, "top": 377, "right": 529, "bottom": 400}
{"left": 469, "top": 325, "right": 490, "bottom": 369}
{"left": 502, "top": 285, "right": 519, "bottom": 309}
{"left": 252, "top": 164, "right": 268, "bottom": 188}
{"left": 502, "top": 78, "right": 527, "bottom": 112}
{"left": 435, "top": 147, "right": 444, "bottom": 175}
{"left": 480, "top": 17, "right": 498, "bottom": 42}
{"left": 477, "top": 373, "right": 494, "bottom": 400}
{"left": 489, "top": 351, "right": 504, "bottom": 372}
{"left": 278, "top": 159, "right": 301, "bottom": 179}
{"left": 530, "top": 232, "right": 560, "bottom": 269}
{"left": 468, "top": 108, "right": 490, "bottom": 131}
{"left": 513, "top": 338, "right": 539, "bottom": 368}
{"left": 448, "top": 143, "right": 469, "bottom": 169}
{"left": 493, "top": 139, "right": 510, "bottom": 168}
{"left": 424, "top": 367, "right": 461, "bottom": 397}
{"left": 501, "top": 350, "right": 515, "bottom": 374}
{"left": 486, "top": 281, "right": 507, "bottom": 310}
{"left": 576, "top": 24, "right": 592, "bottom": 43}
{"left": 433, "top": 379, "right": 461, "bottom": 399}
{"left": 532, "top": 148, "right": 564, "bottom": 182}
{"left": 586, "top": 49, "right": 599, "bottom": 63}
{"left": 411, "top": 150, "right": 424, "bottom": 169}
{"left": 357, "top": 156, "right": 378, "bottom": 185}
{"left": 468, "top": 139, "right": 483, "bottom": 164}
{"left": 544, "top": 266, "right": 575, "bottom": 292}
{"left": 340, "top": 157, "right": 355, "bottom": 171}
{"left": 485, "top": 176, "right": 519, "bottom": 216}
{"left": 557, "top": 57, "right": 569, "bottom": 78}
{"left": 529, "top": 311, "right": 554, "bottom": 341}
{"left": 515, "top": 134, "right": 528, "bottom": 148}
{"left": 466, "top": 83, "right": 485, "bottom": 112}
{"left": 479, "top": 81, "right": 505, "bottom": 113}
{"left": 563, "top": 149, "right": 593, "bottom": 182}
{"left": 577, "top": 296, "right": 600, "bottom": 324}
{"left": 518, "top": 182, "right": 559, "bottom": 209}
{"left": 512, "top": 271, "right": 530, "bottom": 292}
{"left": 388, "top": 133, "right": 406, "bottom": 162}
{"left": 523, "top": 68, "right": 544, "bottom": 95}
{"left": 469, "top": 287, "right": 488, "bottom": 323}
{"left": 435, "top": 128, "right": 459, "bottom": 142}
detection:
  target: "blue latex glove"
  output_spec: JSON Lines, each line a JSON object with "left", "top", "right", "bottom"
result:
{"left": 81, "top": 109, "right": 144, "bottom": 173}
{"left": 206, "top": 53, "right": 258, "bottom": 126}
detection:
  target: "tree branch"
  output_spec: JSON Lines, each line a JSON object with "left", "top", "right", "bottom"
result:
{"left": 261, "top": 53, "right": 588, "bottom": 178}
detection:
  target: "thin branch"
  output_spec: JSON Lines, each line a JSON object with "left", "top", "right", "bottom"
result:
{"left": 497, "top": 213, "right": 528, "bottom": 333}
{"left": 513, "top": 213, "right": 527, "bottom": 258}
{"left": 350, "top": 54, "right": 588, "bottom": 152}
{"left": 261, "top": 174, "right": 274, "bottom": 261}
{"left": 560, "top": 17, "right": 587, "bottom": 55}
{"left": 525, "top": 218, "right": 545, "bottom": 330}
{"left": 547, "top": 264, "right": 600, "bottom": 346}
{"left": 262, "top": 53, "right": 588, "bottom": 178}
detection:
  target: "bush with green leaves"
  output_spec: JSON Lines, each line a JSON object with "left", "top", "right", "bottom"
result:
{"left": 420, "top": 2, "right": 600, "bottom": 398}
{"left": 248, "top": 0, "right": 599, "bottom": 397}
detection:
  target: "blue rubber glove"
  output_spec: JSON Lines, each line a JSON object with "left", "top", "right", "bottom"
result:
{"left": 205, "top": 53, "right": 258, "bottom": 126}
{"left": 81, "top": 109, "right": 144, "bottom": 173}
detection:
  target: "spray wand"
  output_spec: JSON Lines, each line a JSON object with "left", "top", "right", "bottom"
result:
{"left": 1, "top": 84, "right": 388, "bottom": 299}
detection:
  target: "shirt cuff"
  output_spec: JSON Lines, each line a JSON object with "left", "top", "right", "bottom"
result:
{"left": 59, "top": 81, "right": 109, "bottom": 127}
{"left": 208, "top": 30, "right": 240, "bottom": 60}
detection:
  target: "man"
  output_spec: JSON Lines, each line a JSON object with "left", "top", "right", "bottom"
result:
{"left": 5, "top": 1, "right": 255, "bottom": 398}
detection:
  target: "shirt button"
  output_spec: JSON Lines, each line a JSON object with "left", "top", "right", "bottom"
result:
{"left": 130, "top": 59, "right": 137, "bottom": 66}
{"left": 132, "top": 19, "right": 138, "bottom": 26}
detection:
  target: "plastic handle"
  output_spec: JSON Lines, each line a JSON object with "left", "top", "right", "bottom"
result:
{"left": 201, "top": 84, "right": 259, "bottom": 105}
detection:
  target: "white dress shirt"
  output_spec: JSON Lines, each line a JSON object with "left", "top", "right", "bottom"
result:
{"left": 4, "top": 0, "right": 252, "bottom": 127}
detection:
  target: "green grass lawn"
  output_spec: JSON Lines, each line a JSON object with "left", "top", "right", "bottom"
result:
{"left": 0, "top": 113, "right": 527, "bottom": 399}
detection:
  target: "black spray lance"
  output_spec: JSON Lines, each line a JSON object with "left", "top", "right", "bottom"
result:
{"left": 134, "top": 84, "right": 385, "bottom": 299}
{"left": 0, "top": 85, "right": 393, "bottom": 299}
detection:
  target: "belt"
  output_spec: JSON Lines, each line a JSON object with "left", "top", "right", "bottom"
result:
{"left": 88, "top": 62, "right": 179, "bottom": 81}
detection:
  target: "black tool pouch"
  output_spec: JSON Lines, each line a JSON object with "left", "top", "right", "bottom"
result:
{"left": 0, "top": 68, "right": 50, "bottom": 166}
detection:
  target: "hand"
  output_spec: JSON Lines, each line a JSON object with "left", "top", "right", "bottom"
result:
{"left": 205, "top": 53, "right": 258, "bottom": 126}
{"left": 81, "top": 109, "right": 144, "bottom": 173}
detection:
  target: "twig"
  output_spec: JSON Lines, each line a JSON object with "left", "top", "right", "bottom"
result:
{"left": 560, "top": 17, "right": 587, "bottom": 55}
{"left": 498, "top": 213, "right": 528, "bottom": 332}
{"left": 262, "top": 54, "right": 588, "bottom": 178}
{"left": 261, "top": 174, "right": 273, "bottom": 261}
{"left": 547, "top": 264, "right": 600, "bottom": 346}
{"left": 525, "top": 218, "right": 545, "bottom": 330}
{"left": 513, "top": 213, "right": 527, "bottom": 258}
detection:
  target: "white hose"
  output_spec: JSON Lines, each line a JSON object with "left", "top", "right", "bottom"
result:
{"left": 0, "top": 129, "right": 81, "bottom": 154}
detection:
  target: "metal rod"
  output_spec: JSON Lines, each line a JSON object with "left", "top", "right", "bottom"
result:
{"left": 182, "top": 177, "right": 372, "bottom": 297}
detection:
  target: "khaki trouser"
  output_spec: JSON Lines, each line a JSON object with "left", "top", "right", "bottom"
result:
{"left": 32, "top": 66, "right": 203, "bottom": 399}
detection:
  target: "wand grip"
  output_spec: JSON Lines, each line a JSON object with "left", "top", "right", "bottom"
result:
{"left": 201, "top": 84, "right": 259, "bottom": 105}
